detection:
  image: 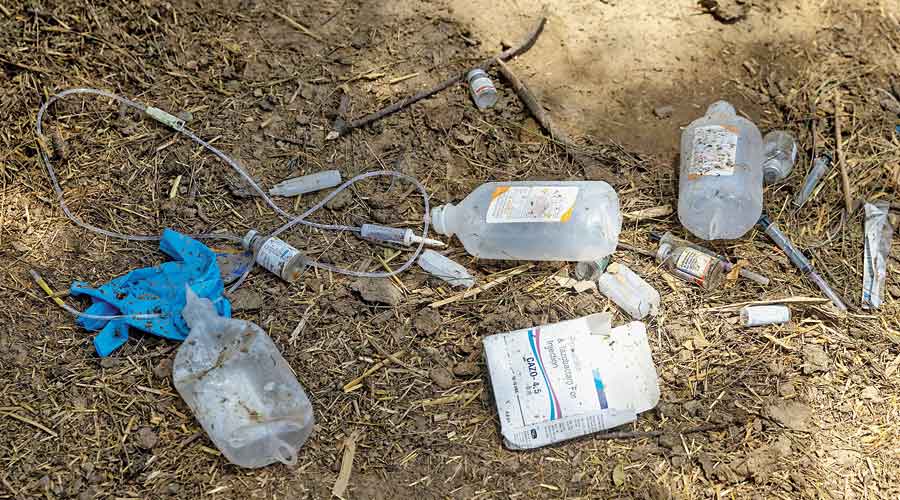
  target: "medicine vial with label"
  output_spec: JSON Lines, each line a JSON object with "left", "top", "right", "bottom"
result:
{"left": 656, "top": 235, "right": 726, "bottom": 289}
{"left": 430, "top": 181, "right": 621, "bottom": 261}
{"left": 677, "top": 101, "right": 763, "bottom": 240}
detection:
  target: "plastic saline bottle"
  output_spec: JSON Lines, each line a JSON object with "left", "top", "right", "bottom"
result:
{"left": 678, "top": 101, "right": 763, "bottom": 240}
{"left": 174, "top": 289, "right": 314, "bottom": 468}
{"left": 430, "top": 181, "right": 621, "bottom": 261}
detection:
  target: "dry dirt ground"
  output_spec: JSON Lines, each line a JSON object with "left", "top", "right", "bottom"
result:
{"left": 1, "top": 0, "right": 900, "bottom": 499}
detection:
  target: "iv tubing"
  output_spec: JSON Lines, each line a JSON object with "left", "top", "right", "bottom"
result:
{"left": 34, "top": 88, "right": 431, "bottom": 318}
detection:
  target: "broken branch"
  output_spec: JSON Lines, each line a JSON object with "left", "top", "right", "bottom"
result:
{"left": 337, "top": 17, "right": 547, "bottom": 136}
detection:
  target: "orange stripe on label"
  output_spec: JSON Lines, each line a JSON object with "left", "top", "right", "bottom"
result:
{"left": 491, "top": 186, "right": 510, "bottom": 200}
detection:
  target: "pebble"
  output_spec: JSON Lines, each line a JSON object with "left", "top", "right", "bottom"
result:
{"left": 136, "top": 427, "right": 158, "bottom": 450}
{"left": 653, "top": 105, "right": 674, "bottom": 119}
{"left": 429, "top": 367, "right": 455, "bottom": 389}
{"left": 452, "top": 361, "right": 480, "bottom": 377}
{"left": 230, "top": 288, "right": 264, "bottom": 311}
{"left": 351, "top": 278, "right": 403, "bottom": 306}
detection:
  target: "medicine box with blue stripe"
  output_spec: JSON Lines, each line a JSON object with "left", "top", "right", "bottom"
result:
{"left": 483, "top": 315, "right": 660, "bottom": 450}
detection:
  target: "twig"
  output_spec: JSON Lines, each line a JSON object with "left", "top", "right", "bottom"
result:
{"left": 332, "top": 430, "right": 361, "bottom": 499}
{"left": 337, "top": 17, "right": 547, "bottom": 136}
{"left": 617, "top": 242, "right": 657, "bottom": 259}
{"left": 593, "top": 423, "right": 727, "bottom": 441}
{"left": 342, "top": 351, "right": 404, "bottom": 392}
{"left": 273, "top": 12, "right": 322, "bottom": 42}
{"left": 1, "top": 411, "right": 58, "bottom": 438}
{"left": 495, "top": 59, "right": 577, "bottom": 151}
{"left": 700, "top": 296, "right": 829, "bottom": 312}
{"left": 834, "top": 91, "right": 853, "bottom": 214}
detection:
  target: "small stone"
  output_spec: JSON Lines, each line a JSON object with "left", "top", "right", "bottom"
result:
{"left": 99, "top": 357, "right": 119, "bottom": 369}
{"left": 325, "top": 190, "right": 353, "bottom": 210}
{"left": 453, "top": 131, "right": 475, "bottom": 145}
{"left": 524, "top": 298, "right": 541, "bottom": 314}
{"left": 683, "top": 400, "right": 704, "bottom": 416}
{"left": 671, "top": 456, "right": 686, "bottom": 467}
{"left": 351, "top": 278, "right": 403, "bottom": 306}
{"left": 152, "top": 356, "right": 174, "bottom": 380}
{"left": 413, "top": 309, "right": 442, "bottom": 336}
{"left": 429, "top": 367, "right": 455, "bottom": 389}
{"left": 778, "top": 381, "right": 797, "bottom": 397}
{"left": 860, "top": 386, "right": 880, "bottom": 400}
{"left": 300, "top": 84, "right": 316, "bottom": 100}
{"left": 880, "top": 97, "right": 900, "bottom": 115}
{"left": 653, "top": 105, "right": 674, "bottom": 119}
{"left": 452, "top": 361, "right": 480, "bottom": 377}
{"left": 692, "top": 335, "right": 711, "bottom": 349}
{"left": 698, "top": 452, "right": 716, "bottom": 478}
{"left": 230, "top": 289, "right": 264, "bottom": 311}
{"left": 11, "top": 240, "right": 30, "bottom": 253}
{"left": 802, "top": 344, "right": 829, "bottom": 374}
{"left": 518, "top": 117, "right": 543, "bottom": 142}
{"left": 766, "top": 401, "right": 812, "bottom": 431}
{"left": 570, "top": 471, "right": 586, "bottom": 484}
{"left": 135, "top": 427, "right": 158, "bottom": 450}
{"left": 659, "top": 433, "right": 680, "bottom": 450}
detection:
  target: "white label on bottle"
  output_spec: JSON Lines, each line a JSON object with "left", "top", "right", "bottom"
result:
{"left": 257, "top": 237, "right": 300, "bottom": 278}
{"left": 486, "top": 186, "right": 579, "bottom": 223}
{"left": 675, "top": 248, "right": 714, "bottom": 281}
{"left": 689, "top": 125, "right": 738, "bottom": 177}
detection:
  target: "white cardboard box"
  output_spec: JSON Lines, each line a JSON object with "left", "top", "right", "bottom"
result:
{"left": 483, "top": 314, "right": 660, "bottom": 449}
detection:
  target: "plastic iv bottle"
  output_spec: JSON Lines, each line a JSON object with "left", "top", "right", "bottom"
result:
{"left": 174, "top": 289, "right": 314, "bottom": 468}
{"left": 430, "top": 181, "right": 621, "bottom": 261}
{"left": 762, "top": 130, "right": 797, "bottom": 184}
{"left": 656, "top": 233, "right": 726, "bottom": 289}
{"left": 678, "top": 101, "right": 763, "bottom": 240}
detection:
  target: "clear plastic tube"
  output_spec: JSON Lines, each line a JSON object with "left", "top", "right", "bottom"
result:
{"left": 35, "top": 88, "right": 431, "bottom": 319}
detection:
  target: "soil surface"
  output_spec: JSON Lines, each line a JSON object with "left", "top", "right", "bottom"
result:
{"left": 1, "top": 0, "right": 899, "bottom": 499}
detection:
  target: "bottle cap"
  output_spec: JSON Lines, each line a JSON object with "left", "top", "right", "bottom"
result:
{"left": 656, "top": 242, "right": 673, "bottom": 262}
{"left": 467, "top": 68, "right": 488, "bottom": 82}
{"left": 241, "top": 230, "right": 258, "bottom": 250}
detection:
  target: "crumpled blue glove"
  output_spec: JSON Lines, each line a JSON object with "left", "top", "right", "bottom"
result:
{"left": 71, "top": 229, "right": 231, "bottom": 356}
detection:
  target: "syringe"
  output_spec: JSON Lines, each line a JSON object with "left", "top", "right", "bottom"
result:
{"left": 757, "top": 215, "right": 847, "bottom": 311}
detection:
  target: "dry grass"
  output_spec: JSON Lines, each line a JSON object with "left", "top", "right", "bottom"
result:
{"left": 0, "top": 1, "right": 898, "bottom": 499}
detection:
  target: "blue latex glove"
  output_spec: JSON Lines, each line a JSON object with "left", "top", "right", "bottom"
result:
{"left": 71, "top": 229, "right": 232, "bottom": 356}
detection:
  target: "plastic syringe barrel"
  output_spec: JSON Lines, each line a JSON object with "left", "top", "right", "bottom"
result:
{"left": 757, "top": 215, "right": 813, "bottom": 273}
{"left": 757, "top": 215, "right": 847, "bottom": 311}
{"left": 793, "top": 153, "right": 831, "bottom": 209}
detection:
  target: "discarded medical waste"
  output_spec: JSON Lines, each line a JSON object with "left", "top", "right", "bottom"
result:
{"left": 483, "top": 314, "right": 659, "bottom": 450}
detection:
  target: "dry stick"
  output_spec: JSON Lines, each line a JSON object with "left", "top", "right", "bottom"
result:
{"left": 496, "top": 59, "right": 577, "bottom": 153}
{"left": 834, "top": 91, "right": 853, "bottom": 214}
{"left": 332, "top": 430, "right": 361, "bottom": 499}
{"left": 337, "top": 17, "right": 547, "bottom": 136}
{"left": 273, "top": 11, "right": 322, "bottom": 42}
{"left": 593, "top": 423, "right": 727, "bottom": 441}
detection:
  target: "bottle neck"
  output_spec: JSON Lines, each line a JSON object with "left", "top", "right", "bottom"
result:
{"left": 705, "top": 101, "right": 735, "bottom": 118}
{"left": 430, "top": 204, "right": 456, "bottom": 237}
